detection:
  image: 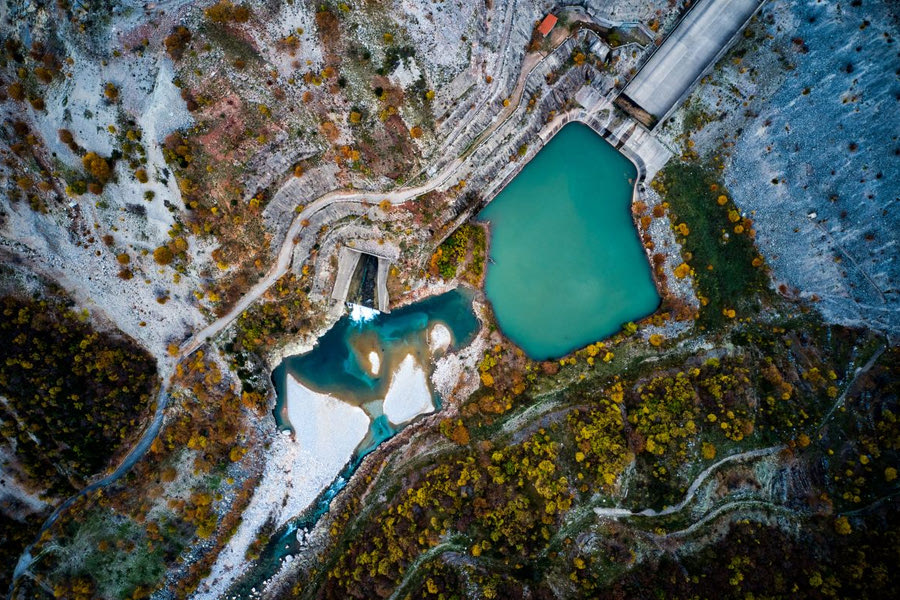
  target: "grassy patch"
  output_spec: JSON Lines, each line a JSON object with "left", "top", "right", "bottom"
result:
{"left": 654, "top": 162, "right": 768, "bottom": 329}
{"left": 201, "top": 21, "right": 262, "bottom": 66}
{"left": 47, "top": 507, "right": 177, "bottom": 600}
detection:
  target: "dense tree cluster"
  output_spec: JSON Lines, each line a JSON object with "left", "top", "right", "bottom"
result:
{"left": 204, "top": 1, "right": 251, "bottom": 25}
{"left": 0, "top": 294, "right": 158, "bottom": 494}
{"left": 819, "top": 346, "right": 900, "bottom": 511}
{"left": 629, "top": 371, "right": 698, "bottom": 462}
{"left": 567, "top": 398, "right": 633, "bottom": 493}
{"left": 429, "top": 224, "right": 486, "bottom": 283}
{"left": 232, "top": 272, "right": 319, "bottom": 357}
{"left": 314, "top": 437, "right": 570, "bottom": 599}
{"left": 0, "top": 511, "right": 44, "bottom": 592}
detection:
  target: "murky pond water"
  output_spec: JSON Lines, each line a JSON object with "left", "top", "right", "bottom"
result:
{"left": 273, "top": 287, "right": 478, "bottom": 419}
{"left": 229, "top": 290, "right": 478, "bottom": 597}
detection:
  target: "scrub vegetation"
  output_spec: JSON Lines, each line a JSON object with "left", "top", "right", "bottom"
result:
{"left": 228, "top": 271, "right": 323, "bottom": 401}
{"left": 159, "top": 127, "right": 271, "bottom": 315}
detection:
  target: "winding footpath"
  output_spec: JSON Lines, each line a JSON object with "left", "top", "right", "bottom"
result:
{"left": 387, "top": 446, "right": 784, "bottom": 599}
{"left": 11, "top": 375, "right": 172, "bottom": 588}
{"left": 591, "top": 445, "right": 784, "bottom": 519}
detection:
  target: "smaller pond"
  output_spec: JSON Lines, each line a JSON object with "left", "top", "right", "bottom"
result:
{"left": 229, "top": 290, "right": 479, "bottom": 598}
{"left": 272, "top": 287, "right": 479, "bottom": 422}
{"left": 478, "top": 123, "right": 660, "bottom": 360}
{"left": 271, "top": 288, "right": 479, "bottom": 504}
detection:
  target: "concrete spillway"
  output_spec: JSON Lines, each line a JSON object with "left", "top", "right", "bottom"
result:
{"left": 620, "top": 0, "right": 764, "bottom": 125}
{"left": 331, "top": 248, "right": 392, "bottom": 312}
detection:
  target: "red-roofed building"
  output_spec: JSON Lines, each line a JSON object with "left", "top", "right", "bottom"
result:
{"left": 538, "top": 14, "right": 558, "bottom": 37}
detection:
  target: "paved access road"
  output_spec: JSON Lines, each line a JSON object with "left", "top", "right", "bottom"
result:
{"left": 623, "top": 0, "right": 763, "bottom": 119}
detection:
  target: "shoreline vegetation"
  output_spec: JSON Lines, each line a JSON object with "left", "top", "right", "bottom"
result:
{"left": 653, "top": 162, "right": 770, "bottom": 329}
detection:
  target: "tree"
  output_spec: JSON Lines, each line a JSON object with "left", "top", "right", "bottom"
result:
{"left": 7, "top": 82, "right": 24, "bottom": 101}
{"left": 834, "top": 516, "right": 852, "bottom": 535}
{"left": 164, "top": 26, "right": 191, "bottom": 60}
{"left": 104, "top": 82, "right": 119, "bottom": 101}
{"left": 82, "top": 152, "right": 111, "bottom": 183}
{"left": 58, "top": 128, "right": 79, "bottom": 152}
{"left": 0, "top": 294, "right": 158, "bottom": 493}
{"left": 205, "top": 1, "right": 250, "bottom": 24}
{"left": 153, "top": 246, "right": 174, "bottom": 265}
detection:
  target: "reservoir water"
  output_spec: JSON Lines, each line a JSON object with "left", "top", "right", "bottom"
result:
{"left": 478, "top": 123, "right": 659, "bottom": 360}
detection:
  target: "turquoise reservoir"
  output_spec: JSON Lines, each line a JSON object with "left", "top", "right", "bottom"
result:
{"left": 478, "top": 123, "right": 659, "bottom": 360}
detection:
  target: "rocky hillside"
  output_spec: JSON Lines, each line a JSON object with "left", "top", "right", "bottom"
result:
{"left": 659, "top": 0, "right": 900, "bottom": 335}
